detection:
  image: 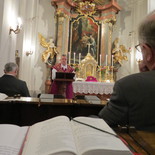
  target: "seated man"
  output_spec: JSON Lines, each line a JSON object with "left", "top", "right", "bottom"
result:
{"left": 0, "top": 62, "right": 30, "bottom": 97}
{"left": 98, "top": 11, "right": 155, "bottom": 131}
{"left": 51, "top": 54, "right": 74, "bottom": 99}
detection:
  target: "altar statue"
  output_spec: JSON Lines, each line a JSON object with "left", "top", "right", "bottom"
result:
{"left": 112, "top": 38, "right": 129, "bottom": 65}
{"left": 38, "top": 33, "right": 58, "bottom": 65}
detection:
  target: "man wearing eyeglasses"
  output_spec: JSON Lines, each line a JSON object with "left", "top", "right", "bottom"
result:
{"left": 98, "top": 11, "right": 155, "bottom": 131}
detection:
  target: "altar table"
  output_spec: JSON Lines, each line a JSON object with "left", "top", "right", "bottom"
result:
{"left": 73, "top": 81, "right": 114, "bottom": 95}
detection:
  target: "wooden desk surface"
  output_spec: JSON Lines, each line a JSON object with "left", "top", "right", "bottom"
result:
{"left": 55, "top": 79, "right": 75, "bottom": 82}
{"left": 0, "top": 98, "right": 155, "bottom": 154}
{"left": 130, "top": 130, "right": 155, "bottom": 154}
{"left": 115, "top": 128, "right": 155, "bottom": 155}
{"left": 0, "top": 97, "right": 106, "bottom": 126}
{"left": 137, "top": 131, "right": 155, "bottom": 149}
{"left": 1, "top": 97, "right": 107, "bottom": 106}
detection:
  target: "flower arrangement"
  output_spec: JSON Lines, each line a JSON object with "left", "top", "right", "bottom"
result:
{"left": 101, "top": 66, "right": 106, "bottom": 71}
{"left": 100, "top": 66, "right": 107, "bottom": 75}
{"left": 74, "top": 65, "right": 79, "bottom": 72}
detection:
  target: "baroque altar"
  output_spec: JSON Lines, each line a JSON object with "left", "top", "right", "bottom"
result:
{"left": 38, "top": 0, "right": 131, "bottom": 93}
{"left": 51, "top": 0, "right": 121, "bottom": 65}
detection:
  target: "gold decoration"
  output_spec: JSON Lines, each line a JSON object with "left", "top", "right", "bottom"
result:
{"left": 112, "top": 38, "right": 130, "bottom": 65}
{"left": 98, "top": 66, "right": 102, "bottom": 82}
{"left": 55, "top": 10, "right": 68, "bottom": 23}
{"left": 103, "top": 66, "right": 110, "bottom": 82}
{"left": 79, "top": 53, "right": 98, "bottom": 79}
{"left": 38, "top": 33, "right": 58, "bottom": 65}
{"left": 104, "top": 16, "right": 116, "bottom": 27}
{"left": 104, "top": 16, "right": 117, "bottom": 65}
{"left": 76, "top": 1, "right": 96, "bottom": 17}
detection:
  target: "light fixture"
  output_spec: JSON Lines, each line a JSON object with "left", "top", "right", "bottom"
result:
{"left": 9, "top": 17, "right": 22, "bottom": 35}
{"left": 136, "top": 50, "right": 143, "bottom": 63}
{"left": 25, "top": 45, "right": 34, "bottom": 56}
{"left": 26, "top": 51, "right": 33, "bottom": 56}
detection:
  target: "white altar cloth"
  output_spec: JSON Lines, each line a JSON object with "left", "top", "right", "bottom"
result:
{"left": 73, "top": 81, "right": 114, "bottom": 95}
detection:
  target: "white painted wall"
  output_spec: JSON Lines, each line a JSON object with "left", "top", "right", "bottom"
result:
{"left": 114, "top": 0, "right": 148, "bottom": 80}
{"left": 18, "top": 0, "right": 55, "bottom": 96}
{"left": 33, "top": 0, "right": 55, "bottom": 96}
{"left": 0, "top": 0, "right": 55, "bottom": 96}
{"left": 0, "top": 0, "right": 19, "bottom": 76}
{"left": 148, "top": 0, "right": 155, "bottom": 12}
{"left": 0, "top": 0, "right": 4, "bottom": 53}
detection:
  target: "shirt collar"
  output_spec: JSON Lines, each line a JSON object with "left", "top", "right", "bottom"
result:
{"left": 5, "top": 73, "right": 15, "bottom": 76}
{"left": 61, "top": 64, "right": 67, "bottom": 69}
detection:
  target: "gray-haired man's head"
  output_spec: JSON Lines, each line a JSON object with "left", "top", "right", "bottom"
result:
{"left": 138, "top": 10, "right": 155, "bottom": 71}
{"left": 138, "top": 10, "right": 155, "bottom": 48}
{"left": 4, "top": 62, "right": 18, "bottom": 76}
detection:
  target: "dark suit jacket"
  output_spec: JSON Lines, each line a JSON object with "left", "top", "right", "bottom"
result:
{"left": 0, "top": 74, "right": 30, "bottom": 97}
{"left": 99, "top": 70, "right": 155, "bottom": 131}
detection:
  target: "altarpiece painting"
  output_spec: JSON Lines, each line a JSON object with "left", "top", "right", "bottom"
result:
{"left": 69, "top": 16, "right": 101, "bottom": 63}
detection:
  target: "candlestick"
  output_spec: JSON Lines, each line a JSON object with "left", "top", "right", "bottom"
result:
{"left": 88, "top": 43, "right": 91, "bottom": 53}
{"left": 106, "top": 54, "right": 108, "bottom": 66}
{"left": 100, "top": 54, "right": 101, "bottom": 66}
{"left": 68, "top": 52, "right": 71, "bottom": 64}
{"left": 112, "top": 55, "right": 113, "bottom": 66}
{"left": 79, "top": 53, "right": 81, "bottom": 64}
{"left": 74, "top": 52, "right": 75, "bottom": 64}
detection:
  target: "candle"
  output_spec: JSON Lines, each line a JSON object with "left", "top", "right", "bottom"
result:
{"left": 79, "top": 53, "right": 81, "bottom": 64}
{"left": 88, "top": 43, "right": 91, "bottom": 53}
{"left": 68, "top": 52, "right": 71, "bottom": 64}
{"left": 106, "top": 54, "right": 108, "bottom": 66}
{"left": 100, "top": 54, "right": 101, "bottom": 66}
{"left": 74, "top": 52, "right": 75, "bottom": 64}
{"left": 111, "top": 55, "right": 114, "bottom": 81}
{"left": 112, "top": 55, "right": 113, "bottom": 66}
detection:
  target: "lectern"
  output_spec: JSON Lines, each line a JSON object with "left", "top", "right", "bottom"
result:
{"left": 56, "top": 72, "right": 75, "bottom": 80}
{"left": 54, "top": 72, "right": 75, "bottom": 98}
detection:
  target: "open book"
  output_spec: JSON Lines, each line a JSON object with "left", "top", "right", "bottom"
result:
{"left": 0, "top": 116, "right": 132, "bottom": 155}
{"left": 0, "top": 124, "right": 28, "bottom": 155}
{"left": 0, "top": 93, "right": 8, "bottom": 100}
{"left": 84, "top": 95, "right": 101, "bottom": 104}
{"left": 39, "top": 94, "right": 54, "bottom": 102}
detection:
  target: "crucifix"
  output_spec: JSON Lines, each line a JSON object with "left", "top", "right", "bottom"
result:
{"left": 87, "top": 43, "right": 91, "bottom": 53}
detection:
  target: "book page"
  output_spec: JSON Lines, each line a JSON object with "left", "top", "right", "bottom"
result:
{"left": 71, "top": 117, "right": 131, "bottom": 155}
{"left": 39, "top": 94, "right": 54, "bottom": 102}
{"left": 0, "top": 124, "right": 28, "bottom": 155}
{"left": 40, "top": 94, "right": 54, "bottom": 99}
{"left": 22, "top": 116, "right": 77, "bottom": 155}
{"left": 0, "top": 93, "right": 8, "bottom": 100}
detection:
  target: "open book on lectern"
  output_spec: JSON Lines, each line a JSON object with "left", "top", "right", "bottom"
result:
{"left": 0, "top": 116, "right": 132, "bottom": 155}
{"left": 56, "top": 72, "right": 75, "bottom": 80}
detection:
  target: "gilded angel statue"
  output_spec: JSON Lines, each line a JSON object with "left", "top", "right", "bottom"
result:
{"left": 38, "top": 33, "right": 58, "bottom": 65}
{"left": 112, "top": 38, "right": 129, "bottom": 65}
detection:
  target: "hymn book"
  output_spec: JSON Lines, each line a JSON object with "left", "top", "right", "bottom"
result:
{"left": 0, "top": 116, "right": 132, "bottom": 155}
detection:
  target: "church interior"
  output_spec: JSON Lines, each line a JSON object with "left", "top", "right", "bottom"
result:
{"left": 0, "top": 0, "right": 155, "bottom": 154}
{"left": 0, "top": 0, "right": 154, "bottom": 96}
